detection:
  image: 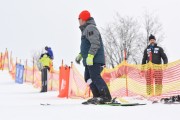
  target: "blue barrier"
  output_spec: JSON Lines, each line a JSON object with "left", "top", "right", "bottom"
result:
{"left": 15, "top": 64, "right": 24, "bottom": 84}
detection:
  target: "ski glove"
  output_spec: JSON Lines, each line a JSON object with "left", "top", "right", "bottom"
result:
{"left": 75, "top": 54, "right": 82, "bottom": 64}
{"left": 86, "top": 54, "right": 94, "bottom": 66}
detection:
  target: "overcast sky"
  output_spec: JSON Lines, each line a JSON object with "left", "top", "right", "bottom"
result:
{"left": 0, "top": 0, "right": 179, "bottom": 70}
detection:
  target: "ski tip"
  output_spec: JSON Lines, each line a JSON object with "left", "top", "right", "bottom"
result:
{"left": 152, "top": 101, "right": 159, "bottom": 104}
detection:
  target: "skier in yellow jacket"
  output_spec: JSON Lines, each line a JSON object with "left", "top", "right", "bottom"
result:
{"left": 39, "top": 54, "right": 51, "bottom": 92}
{"left": 39, "top": 54, "right": 51, "bottom": 71}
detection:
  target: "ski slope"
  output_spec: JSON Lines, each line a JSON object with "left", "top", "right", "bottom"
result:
{"left": 0, "top": 70, "right": 179, "bottom": 120}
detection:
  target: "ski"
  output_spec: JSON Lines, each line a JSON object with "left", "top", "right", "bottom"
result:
{"left": 82, "top": 98, "right": 146, "bottom": 106}
{"left": 82, "top": 102, "right": 146, "bottom": 106}
{"left": 98, "top": 102, "right": 146, "bottom": 106}
{"left": 40, "top": 103, "right": 50, "bottom": 106}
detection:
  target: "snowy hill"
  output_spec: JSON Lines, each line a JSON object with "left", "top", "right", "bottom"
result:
{"left": 0, "top": 70, "right": 179, "bottom": 120}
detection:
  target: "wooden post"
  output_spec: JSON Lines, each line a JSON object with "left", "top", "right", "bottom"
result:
{"left": 24, "top": 59, "right": 28, "bottom": 82}
{"left": 149, "top": 52, "right": 154, "bottom": 96}
{"left": 62, "top": 59, "right": 64, "bottom": 67}
{"left": 5, "top": 49, "right": 10, "bottom": 72}
{"left": 16, "top": 57, "right": 17, "bottom": 65}
{"left": 9, "top": 51, "right": 12, "bottom": 72}
{"left": 0, "top": 53, "right": 2, "bottom": 70}
{"left": 71, "top": 62, "right": 73, "bottom": 68}
{"left": 2, "top": 50, "right": 6, "bottom": 71}
{"left": 124, "top": 45, "right": 128, "bottom": 96}
{"left": 33, "top": 57, "right": 35, "bottom": 83}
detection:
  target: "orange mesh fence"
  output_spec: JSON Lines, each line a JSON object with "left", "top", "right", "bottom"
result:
{"left": 24, "top": 66, "right": 34, "bottom": 83}
{"left": 160, "top": 61, "right": 180, "bottom": 97}
{"left": 0, "top": 53, "right": 2, "bottom": 70}
{"left": 2, "top": 48, "right": 180, "bottom": 101}
{"left": 9, "top": 57, "right": 16, "bottom": 80}
{"left": 2, "top": 49, "right": 9, "bottom": 70}
{"left": 25, "top": 64, "right": 59, "bottom": 91}
{"left": 68, "top": 64, "right": 90, "bottom": 99}
{"left": 2, "top": 49, "right": 59, "bottom": 92}
{"left": 101, "top": 60, "right": 180, "bottom": 100}
{"left": 32, "top": 66, "right": 41, "bottom": 88}
{"left": 48, "top": 70, "right": 59, "bottom": 91}
{"left": 68, "top": 60, "right": 180, "bottom": 101}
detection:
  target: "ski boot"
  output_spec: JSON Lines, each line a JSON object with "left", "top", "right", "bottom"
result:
{"left": 176, "top": 95, "right": 180, "bottom": 102}
{"left": 82, "top": 97, "right": 111, "bottom": 105}
{"left": 161, "top": 96, "right": 175, "bottom": 104}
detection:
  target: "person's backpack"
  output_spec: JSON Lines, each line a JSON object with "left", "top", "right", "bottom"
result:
{"left": 37, "top": 60, "right": 43, "bottom": 71}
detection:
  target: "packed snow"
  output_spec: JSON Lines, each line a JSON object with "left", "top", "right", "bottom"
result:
{"left": 0, "top": 70, "right": 179, "bottom": 120}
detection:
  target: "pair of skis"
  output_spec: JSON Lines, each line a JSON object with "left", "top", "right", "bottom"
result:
{"left": 82, "top": 98, "right": 146, "bottom": 106}
{"left": 40, "top": 102, "right": 146, "bottom": 106}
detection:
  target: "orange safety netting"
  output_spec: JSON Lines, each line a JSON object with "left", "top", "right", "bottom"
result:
{"left": 0, "top": 49, "right": 9, "bottom": 70}
{"left": 25, "top": 65, "right": 59, "bottom": 91}
{"left": 0, "top": 53, "right": 3, "bottom": 70}
{"left": 69, "top": 60, "right": 180, "bottom": 100}
{"left": 68, "top": 64, "right": 90, "bottom": 99}
{"left": 4, "top": 50, "right": 9, "bottom": 70}
{"left": 2, "top": 49, "right": 180, "bottom": 101}
{"left": 9, "top": 57, "right": 16, "bottom": 80}
{"left": 101, "top": 60, "right": 180, "bottom": 100}
{"left": 48, "top": 70, "right": 59, "bottom": 91}
{"left": 24, "top": 66, "right": 34, "bottom": 83}
{"left": 0, "top": 48, "right": 60, "bottom": 91}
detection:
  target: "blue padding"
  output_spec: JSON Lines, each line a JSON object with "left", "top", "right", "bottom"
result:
{"left": 15, "top": 64, "right": 24, "bottom": 84}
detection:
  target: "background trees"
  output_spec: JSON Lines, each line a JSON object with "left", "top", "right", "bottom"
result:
{"left": 102, "top": 12, "right": 164, "bottom": 68}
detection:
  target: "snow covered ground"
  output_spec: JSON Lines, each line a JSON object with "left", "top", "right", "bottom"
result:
{"left": 0, "top": 70, "right": 179, "bottom": 120}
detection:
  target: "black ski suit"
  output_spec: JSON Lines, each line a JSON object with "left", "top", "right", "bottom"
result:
{"left": 142, "top": 43, "right": 168, "bottom": 96}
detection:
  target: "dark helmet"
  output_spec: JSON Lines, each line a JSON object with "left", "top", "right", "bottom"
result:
{"left": 45, "top": 46, "right": 48, "bottom": 50}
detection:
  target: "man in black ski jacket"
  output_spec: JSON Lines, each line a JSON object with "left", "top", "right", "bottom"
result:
{"left": 142, "top": 34, "right": 168, "bottom": 96}
{"left": 75, "top": 10, "right": 112, "bottom": 104}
